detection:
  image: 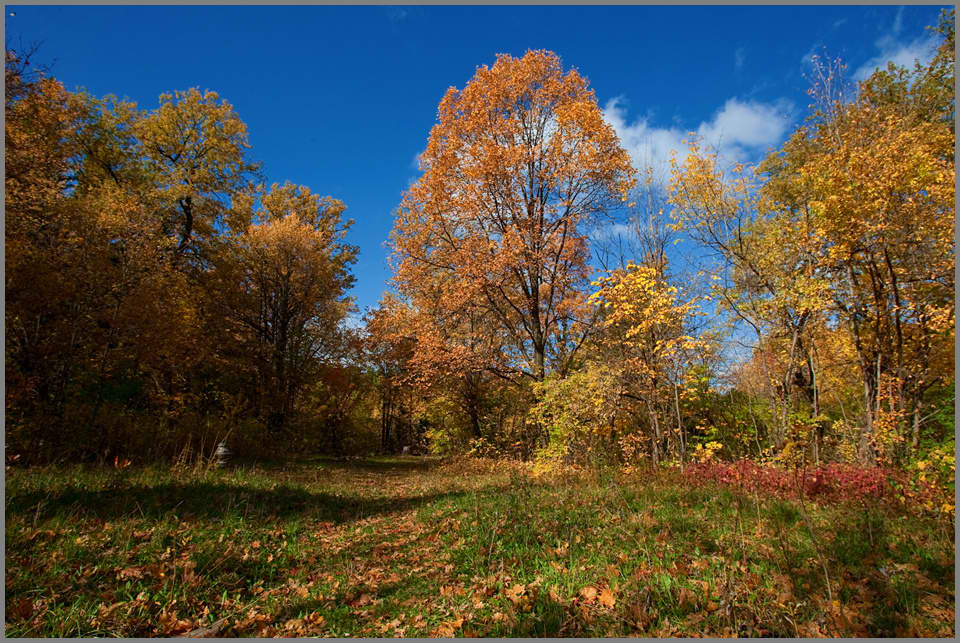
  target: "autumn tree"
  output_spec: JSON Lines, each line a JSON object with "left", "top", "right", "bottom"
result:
{"left": 589, "top": 260, "right": 708, "bottom": 465}
{"left": 390, "top": 50, "right": 636, "bottom": 389}
{"left": 134, "top": 88, "right": 262, "bottom": 259}
{"left": 44, "top": 85, "right": 264, "bottom": 443}
{"left": 529, "top": 364, "right": 624, "bottom": 471}
{"left": 210, "top": 182, "right": 357, "bottom": 436}
{"left": 6, "top": 49, "right": 85, "bottom": 448}
{"left": 743, "top": 13, "right": 955, "bottom": 465}
{"left": 363, "top": 295, "right": 418, "bottom": 451}
{"left": 797, "top": 67, "right": 953, "bottom": 463}
{"left": 668, "top": 140, "right": 832, "bottom": 451}
{"left": 364, "top": 289, "right": 506, "bottom": 452}
{"left": 5, "top": 47, "right": 360, "bottom": 461}
{"left": 673, "top": 14, "right": 955, "bottom": 465}
{"left": 5, "top": 52, "right": 193, "bottom": 458}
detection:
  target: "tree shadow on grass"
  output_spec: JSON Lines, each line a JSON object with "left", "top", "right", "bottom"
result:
{"left": 233, "top": 455, "right": 444, "bottom": 475}
{"left": 5, "top": 480, "right": 477, "bottom": 525}
{"left": 314, "top": 455, "right": 442, "bottom": 471}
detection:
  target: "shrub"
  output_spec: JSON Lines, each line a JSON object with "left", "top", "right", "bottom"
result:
{"left": 683, "top": 459, "right": 892, "bottom": 503}
{"left": 528, "top": 366, "right": 621, "bottom": 474}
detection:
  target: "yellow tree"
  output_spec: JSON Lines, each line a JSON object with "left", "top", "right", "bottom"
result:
{"left": 210, "top": 182, "right": 357, "bottom": 436}
{"left": 796, "top": 82, "right": 954, "bottom": 463}
{"left": 722, "top": 13, "right": 954, "bottom": 464}
{"left": 5, "top": 51, "right": 206, "bottom": 456}
{"left": 755, "top": 13, "right": 954, "bottom": 463}
{"left": 5, "top": 49, "right": 357, "bottom": 460}
{"left": 669, "top": 140, "right": 832, "bottom": 450}
{"left": 5, "top": 49, "right": 102, "bottom": 454}
{"left": 390, "top": 50, "right": 636, "bottom": 384}
{"left": 589, "top": 263, "right": 706, "bottom": 464}
{"left": 133, "top": 88, "right": 262, "bottom": 258}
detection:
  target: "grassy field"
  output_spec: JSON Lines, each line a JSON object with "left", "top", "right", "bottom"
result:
{"left": 4, "top": 456, "right": 955, "bottom": 637}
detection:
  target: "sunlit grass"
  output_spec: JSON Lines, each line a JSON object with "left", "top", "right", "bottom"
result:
{"left": 5, "top": 457, "right": 954, "bottom": 637}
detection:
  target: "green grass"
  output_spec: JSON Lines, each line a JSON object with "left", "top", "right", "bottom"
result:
{"left": 5, "top": 457, "right": 955, "bottom": 637}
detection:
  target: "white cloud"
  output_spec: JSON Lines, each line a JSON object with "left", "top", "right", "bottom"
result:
{"left": 343, "top": 311, "right": 365, "bottom": 330}
{"left": 853, "top": 32, "right": 938, "bottom": 81}
{"left": 602, "top": 98, "right": 687, "bottom": 177}
{"left": 588, "top": 221, "right": 639, "bottom": 249}
{"left": 603, "top": 96, "right": 795, "bottom": 176}
{"left": 386, "top": 6, "right": 408, "bottom": 23}
{"left": 832, "top": 18, "right": 848, "bottom": 30}
{"left": 852, "top": 7, "right": 939, "bottom": 81}
{"left": 734, "top": 46, "right": 746, "bottom": 71}
{"left": 604, "top": 222, "right": 638, "bottom": 240}
{"left": 698, "top": 98, "right": 793, "bottom": 149}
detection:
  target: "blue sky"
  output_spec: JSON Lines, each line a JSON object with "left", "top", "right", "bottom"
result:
{"left": 5, "top": 5, "right": 949, "bottom": 319}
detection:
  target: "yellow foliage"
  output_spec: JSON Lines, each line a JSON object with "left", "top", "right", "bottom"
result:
{"left": 692, "top": 441, "right": 723, "bottom": 463}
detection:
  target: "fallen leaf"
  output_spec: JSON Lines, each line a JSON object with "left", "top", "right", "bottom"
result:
{"left": 598, "top": 588, "right": 616, "bottom": 609}
{"left": 9, "top": 597, "right": 34, "bottom": 621}
{"left": 179, "top": 617, "right": 227, "bottom": 638}
{"left": 118, "top": 567, "right": 144, "bottom": 580}
{"left": 505, "top": 584, "right": 526, "bottom": 603}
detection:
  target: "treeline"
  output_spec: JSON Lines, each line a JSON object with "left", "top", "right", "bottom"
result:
{"left": 5, "top": 11, "right": 955, "bottom": 473}
{"left": 5, "top": 48, "right": 362, "bottom": 462}
{"left": 366, "top": 13, "right": 955, "bottom": 473}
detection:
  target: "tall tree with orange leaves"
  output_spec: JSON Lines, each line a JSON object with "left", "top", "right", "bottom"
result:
{"left": 390, "top": 50, "right": 636, "bottom": 384}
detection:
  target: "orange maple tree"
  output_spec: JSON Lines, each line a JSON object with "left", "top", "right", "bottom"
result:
{"left": 390, "top": 50, "right": 636, "bottom": 383}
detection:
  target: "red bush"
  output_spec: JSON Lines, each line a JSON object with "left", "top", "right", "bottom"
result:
{"left": 682, "top": 459, "right": 891, "bottom": 503}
